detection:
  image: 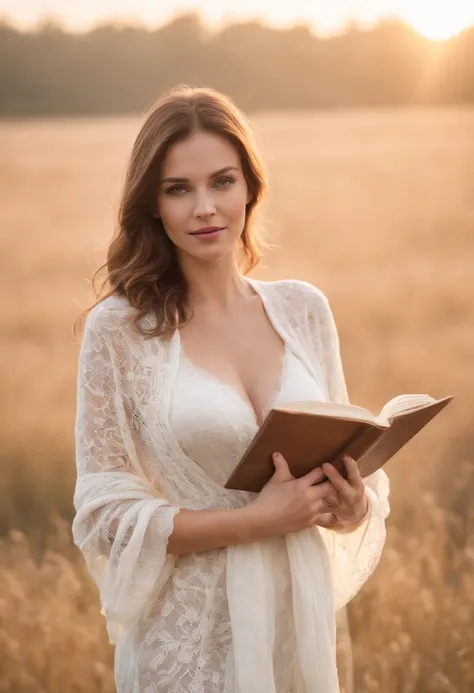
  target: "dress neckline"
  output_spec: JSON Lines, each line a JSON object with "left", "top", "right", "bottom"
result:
{"left": 178, "top": 341, "right": 290, "bottom": 428}
{"left": 175, "top": 276, "right": 295, "bottom": 428}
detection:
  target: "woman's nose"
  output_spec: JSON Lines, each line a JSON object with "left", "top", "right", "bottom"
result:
{"left": 193, "top": 190, "right": 216, "bottom": 217}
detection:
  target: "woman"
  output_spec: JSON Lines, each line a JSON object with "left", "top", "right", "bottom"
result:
{"left": 72, "top": 85, "right": 390, "bottom": 693}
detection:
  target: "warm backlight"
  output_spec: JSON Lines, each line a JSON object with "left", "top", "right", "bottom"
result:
{"left": 400, "top": 1, "right": 474, "bottom": 40}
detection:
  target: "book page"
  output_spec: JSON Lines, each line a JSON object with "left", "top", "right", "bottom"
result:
{"left": 378, "top": 394, "right": 437, "bottom": 422}
{"left": 274, "top": 400, "right": 379, "bottom": 424}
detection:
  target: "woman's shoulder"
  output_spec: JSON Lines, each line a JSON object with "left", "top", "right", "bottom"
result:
{"left": 83, "top": 294, "right": 136, "bottom": 336}
{"left": 249, "top": 277, "right": 330, "bottom": 310}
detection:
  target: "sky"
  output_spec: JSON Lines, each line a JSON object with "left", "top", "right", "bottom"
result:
{"left": 1, "top": 0, "right": 474, "bottom": 40}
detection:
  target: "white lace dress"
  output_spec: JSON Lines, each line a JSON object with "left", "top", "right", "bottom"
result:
{"left": 72, "top": 278, "right": 390, "bottom": 693}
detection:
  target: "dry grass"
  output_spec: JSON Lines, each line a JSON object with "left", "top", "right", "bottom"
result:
{"left": 1, "top": 107, "right": 473, "bottom": 691}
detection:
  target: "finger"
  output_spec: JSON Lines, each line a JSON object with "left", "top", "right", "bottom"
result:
{"left": 322, "top": 462, "right": 352, "bottom": 495}
{"left": 271, "top": 452, "right": 294, "bottom": 481}
{"left": 342, "top": 455, "right": 365, "bottom": 490}
{"left": 307, "top": 481, "right": 339, "bottom": 505}
{"left": 301, "top": 464, "right": 326, "bottom": 487}
{"left": 307, "top": 479, "right": 338, "bottom": 499}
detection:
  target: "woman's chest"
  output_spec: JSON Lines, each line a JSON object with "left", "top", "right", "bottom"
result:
{"left": 177, "top": 302, "right": 287, "bottom": 425}
{"left": 168, "top": 348, "right": 325, "bottom": 485}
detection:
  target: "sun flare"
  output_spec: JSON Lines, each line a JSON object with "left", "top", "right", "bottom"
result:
{"left": 1, "top": 0, "right": 474, "bottom": 41}
{"left": 400, "top": 1, "right": 474, "bottom": 41}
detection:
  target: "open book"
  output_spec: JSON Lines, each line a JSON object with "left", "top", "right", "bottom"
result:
{"left": 224, "top": 394, "right": 453, "bottom": 492}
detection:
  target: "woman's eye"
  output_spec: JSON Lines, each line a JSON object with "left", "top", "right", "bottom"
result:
{"left": 166, "top": 178, "right": 235, "bottom": 195}
{"left": 214, "top": 177, "right": 235, "bottom": 189}
{"left": 166, "top": 185, "right": 187, "bottom": 195}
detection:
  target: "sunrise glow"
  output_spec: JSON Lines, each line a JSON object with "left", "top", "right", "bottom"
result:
{"left": 399, "top": 1, "right": 474, "bottom": 41}
{"left": 0, "top": 0, "right": 473, "bottom": 41}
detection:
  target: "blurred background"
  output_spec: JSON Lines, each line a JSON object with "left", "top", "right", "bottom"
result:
{"left": 1, "top": 1, "right": 473, "bottom": 691}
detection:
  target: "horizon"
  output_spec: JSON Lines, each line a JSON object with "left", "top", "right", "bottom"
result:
{"left": 1, "top": 1, "right": 474, "bottom": 41}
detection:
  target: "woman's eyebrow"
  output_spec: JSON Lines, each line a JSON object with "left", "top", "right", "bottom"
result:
{"left": 160, "top": 165, "right": 239, "bottom": 185}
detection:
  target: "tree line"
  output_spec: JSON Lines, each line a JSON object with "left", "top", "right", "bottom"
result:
{"left": 0, "top": 13, "right": 473, "bottom": 116}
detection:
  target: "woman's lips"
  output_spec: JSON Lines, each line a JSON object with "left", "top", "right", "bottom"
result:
{"left": 190, "top": 227, "right": 225, "bottom": 240}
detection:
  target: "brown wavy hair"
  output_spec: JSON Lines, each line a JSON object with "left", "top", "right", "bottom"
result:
{"left": 73, "top": 84, "right": 269, "bottom": 341}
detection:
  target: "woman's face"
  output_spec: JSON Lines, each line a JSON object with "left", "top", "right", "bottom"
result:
{"left": 156, "top": 130, "right": 251, "bottom": 263}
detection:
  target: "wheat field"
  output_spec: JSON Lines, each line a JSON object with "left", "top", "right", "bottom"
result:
{"left": 1, "top": 107, "right": 473, "bottom": 692}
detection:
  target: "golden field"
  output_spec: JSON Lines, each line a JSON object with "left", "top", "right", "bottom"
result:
{"left": 0, "top": 107, "right": 473, "bottom": 692}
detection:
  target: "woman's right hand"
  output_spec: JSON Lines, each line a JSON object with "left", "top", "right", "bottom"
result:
{"left": 246, "top": 452, "right": 340, "bottom": 537}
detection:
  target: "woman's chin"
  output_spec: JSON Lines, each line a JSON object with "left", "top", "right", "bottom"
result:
{"left": 184, "top": 240, "right": 235, "bottom": 262}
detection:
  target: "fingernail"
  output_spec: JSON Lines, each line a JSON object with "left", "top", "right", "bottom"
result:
{"left": 272, "top": 452, "right": 279, "bottom": 460}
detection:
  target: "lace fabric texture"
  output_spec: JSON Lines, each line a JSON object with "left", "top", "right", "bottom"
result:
{"left": 72, "top": 278, "right": 390, "bottom": 693}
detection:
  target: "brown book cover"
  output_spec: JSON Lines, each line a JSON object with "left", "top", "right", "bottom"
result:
{"left": 224, "top": 394, "right": 453, "bottom": 492}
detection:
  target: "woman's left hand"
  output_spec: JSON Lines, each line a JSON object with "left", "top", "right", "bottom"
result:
{"left": 315, "top": 455, "right": 370, "bottom": 530}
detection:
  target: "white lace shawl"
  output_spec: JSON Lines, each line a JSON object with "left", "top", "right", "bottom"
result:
{"left": 72, "top": 278, "right": 390, "bottom": 693}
